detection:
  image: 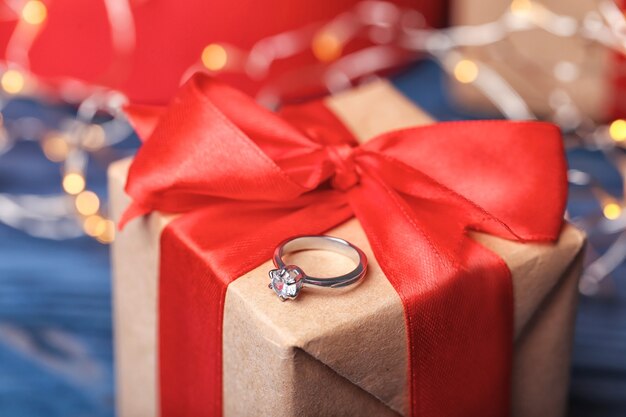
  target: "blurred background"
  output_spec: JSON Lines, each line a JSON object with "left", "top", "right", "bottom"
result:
{"left": 0, "top": 0, "right": 625, "bottom": 415}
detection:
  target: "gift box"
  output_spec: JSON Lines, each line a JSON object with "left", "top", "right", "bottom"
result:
{"left": 109, "top": 79, "right": 585, "bottom": 417}
{"left": 450, "top": 0, "right": 622, "bottom": 120}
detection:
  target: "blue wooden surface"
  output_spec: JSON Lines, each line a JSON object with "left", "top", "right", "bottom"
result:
{"left": 0, "top": 61, "right": 624, "bottom": 416}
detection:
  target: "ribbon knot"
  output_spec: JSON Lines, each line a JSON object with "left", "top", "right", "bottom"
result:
{"left": 325, "top": 143, "right": 360, "bottom": 191}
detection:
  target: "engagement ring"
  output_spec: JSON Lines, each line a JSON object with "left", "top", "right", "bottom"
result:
{"left": 268, "top": 235, "right": 368, "bottom": 301}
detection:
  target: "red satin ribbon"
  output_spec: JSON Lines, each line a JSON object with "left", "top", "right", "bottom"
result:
{"left": 121, "top": 74, "right": 567, "bottom": 417}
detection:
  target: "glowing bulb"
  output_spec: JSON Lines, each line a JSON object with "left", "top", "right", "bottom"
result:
{"left": 312, "top": 32, "right": 342, "bottom": 62}
{"left": 21, "top": 0, "right": 47, "bottom": 25}
{"left": 83, "top": 215, "right": 106, "bottom": 237}
{"left": 510, "top": 0, "right": 533, "bottom": 14}
{"left": 96, "top": 219, "right": 116, "bottom": 244}
{"left": 42, "top": 134, "right": 69, "bottom": 162}
{"left": 62, "top": 173, "right": 85, "bottom": 195}
{"left": 1, "top": 70, "right": 25, "bottom": 94}
{"left": 454, "top": 60, "right": 479, "bottom": 84}
{"left": 603, "top": 202, "right": 622, "bottom": 220}
{"left": 201, "top": 44, "right": 228, "bottom": 71}
{"left": 75, "top": 191, "right": 100, "bottom": 216}
{"left": 609, "top": 119, "right": 626, "bottom": 142}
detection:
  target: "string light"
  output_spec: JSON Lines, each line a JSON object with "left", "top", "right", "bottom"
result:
{"left": 453, "top": 60, "right": 479, "bottom": 84}
{"left": 1, "top": 70, "right": 25, "bottom": 94}
{"left": 201, "top": 44, "right": 228, "bottom": 71}
{"left": 0, "top": 1, "right": 128, "bottom": 245}
{"left": 75, "top": 191, "right": 100, "bottom": 216}
{"left": 609, "top": 119, "right": 626, "bottom": 142}
{"left": 21, "top": 0, "right": 47, "bottom": 26}
{"left": 62, "top": 172, "right": 86, "bottom": 195}
{"left": 312, "top": 32, "right": 343, "bottom": 62}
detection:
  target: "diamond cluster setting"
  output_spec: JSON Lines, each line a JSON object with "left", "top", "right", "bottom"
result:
{"left": 268, "top": 265, "right": 305, "bottom": 301}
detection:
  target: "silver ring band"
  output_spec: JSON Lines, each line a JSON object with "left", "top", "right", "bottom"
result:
{"left": 268, "top": 235, "right": 368, "bottom": 301}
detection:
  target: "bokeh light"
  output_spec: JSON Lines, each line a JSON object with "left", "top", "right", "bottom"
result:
{"left": 1, "top": 70, "right": 25, "bottom": 94}
{"left": 603, "top": 202, "right": 622, "bottom": 220}
{"left": 42, "top": 134, "right": 70, "bottom": 162}
{"left": 312, "top": 32, "right": 342, "bottom": 62}
{"left": 609, "top": 119, "right": 626, "bottom": 142}
{"left": 96, "top": 220, "right": 115, "bottom": 244}
{"left": 75, "top": 191, "right": 100, "bottom": 216}
{"left": 454, "top": 60, "right": 478, "bottom": 84}
{"left": 201, "top": 44, "right": 228, "bottom": 71}
{"left": 83, "top": 215, "right": 106, "bottom": 237}
{"left": 21, "top": 0, "right": 47, "bottom": 25}
{"left": 62, "top": 173, "right": 85, "bottom": 195}
{"left": 510, "top": 0, "right": 533, "bottom": 14}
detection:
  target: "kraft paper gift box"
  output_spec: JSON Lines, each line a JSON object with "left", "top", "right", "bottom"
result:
{"left": 109, "top": 80, "right": 586, "bottom": 417}
{"left": 450, "top": 0, "right": 621, "bottom": 121}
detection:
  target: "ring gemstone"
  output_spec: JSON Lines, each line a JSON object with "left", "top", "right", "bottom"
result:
{"left": 268, "top": 265, "right": 305, "bottom": 301}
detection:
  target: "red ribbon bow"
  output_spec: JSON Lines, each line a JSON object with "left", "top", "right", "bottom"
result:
{"left": 121, "top": 74, "right": 567, "bottom": 417}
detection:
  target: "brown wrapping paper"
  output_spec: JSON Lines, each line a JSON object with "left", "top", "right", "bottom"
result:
{"left": 109, "top": 80, "right": 586, "bottom": 417}
{"left": 450, "top": 0, "right": 613, "bottom": 120}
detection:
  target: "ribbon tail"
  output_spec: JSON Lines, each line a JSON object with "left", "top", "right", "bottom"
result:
{"left": 118, "top": 200, "right": 153, "bottom": 230}
{"left": 348, "top": 173, "right": 514, "bottom": 417}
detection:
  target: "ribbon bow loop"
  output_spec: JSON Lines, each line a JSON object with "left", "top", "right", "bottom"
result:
{"left": 360, "top": 120, "right": 567, "bottom": 242}
{"left": 120, "top": 76, "right": 328, "bottom": 227}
